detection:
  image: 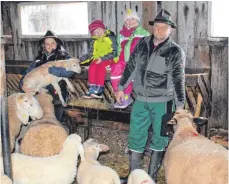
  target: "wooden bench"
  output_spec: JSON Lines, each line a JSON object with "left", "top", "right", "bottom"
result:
{"left": 5, "top": 60, "right": 210, "bottom": 140}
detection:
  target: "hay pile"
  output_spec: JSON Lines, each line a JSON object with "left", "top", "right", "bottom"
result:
{"left": 98, "top": 152, "right": 166, "bottom": 184}
{"left": 157, "top": 167, "right": 166, "bottom": 184}
{"left": 99, "top": 153, "right": 129, "bottom": 177}
{"left": 68, "top": 98, "right": 109, "bottom": 110}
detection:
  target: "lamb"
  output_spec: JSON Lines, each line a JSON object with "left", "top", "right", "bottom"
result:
{"left": 6, "top": 93, "right": 43, "bottom": 152}
{"left": 2, "top": 134, "right": 85, "bottom": 184}
{"left": 22, "top": 58, "right": 81, "bottom": 106}
{"left": 164, "top": 109, "right": 228, "bottom": 184}
{"left": 77, "top": 138, "right": 121, "bottom": 184}
{"left": 19, "top": 92, "right": 68, "bottom": 157}
{"left": 127, "top": 169, "right": 156, "bottom": 184}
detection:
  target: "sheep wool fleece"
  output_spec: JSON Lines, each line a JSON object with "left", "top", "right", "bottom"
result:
{"left": 128, "top": 100, "right": 169, "bottom": 152}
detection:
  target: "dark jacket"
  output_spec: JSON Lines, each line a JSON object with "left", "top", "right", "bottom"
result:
{"left": 118, "top": 35, "right": 186, "bottom": 109}
{"left": 19, "top": 46, "right": 74, "bottom": 103}
{"left": 79, "top": 30, "right": 117, "bottom": 64}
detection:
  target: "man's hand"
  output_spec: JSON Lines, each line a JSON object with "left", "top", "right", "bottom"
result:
{"left": 95, "top": 58, "right": 102, "bottom": 64}
{"left": 116, "top": 90, "right": 125, "bottom": 105}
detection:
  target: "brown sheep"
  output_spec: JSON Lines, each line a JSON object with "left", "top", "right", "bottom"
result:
{"left": 164, "top": 109, "right": 228, "bottom": 184}
{"left": 19, "top": 92, "right": 68, "bottom": 157}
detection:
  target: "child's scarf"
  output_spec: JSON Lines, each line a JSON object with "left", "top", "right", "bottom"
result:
{"left": 120, "top": 25, "right": 136, "bottom": 37}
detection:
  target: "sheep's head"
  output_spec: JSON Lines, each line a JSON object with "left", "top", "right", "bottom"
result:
{"left": 168, "top": 110, "right": 193, "bottom": 124}
{"left": 64, "top": 134, "right": 85, "bottom": 161}
{"left": 66, "top": 58, "right": 81, "bottom": 74}
{"left": 16, "top": 93, "right": 43, "bottom": 124}
{"left": 168, "top": 109, "right": 208, "bottom": 129}
{"left": 83, "top": 138, "right": 109, "bottom": 159}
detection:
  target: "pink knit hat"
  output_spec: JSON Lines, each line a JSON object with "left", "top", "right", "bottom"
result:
{"left": 88, "top": 20, "right": 106, "bottom": 35}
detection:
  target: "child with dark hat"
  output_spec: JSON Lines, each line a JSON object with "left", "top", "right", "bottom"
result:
{"left": 19, "top": 30, "right": 73, "bottom": 122}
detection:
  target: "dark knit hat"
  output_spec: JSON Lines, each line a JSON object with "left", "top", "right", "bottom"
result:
{"left": 39, "top": 30, "right": 64, "bottom": 45}
{"left": 149, "top": 9, "right": 177, "bottom": 28}
{"left": 88, "top": 20, "right": 106, "bottom": 35}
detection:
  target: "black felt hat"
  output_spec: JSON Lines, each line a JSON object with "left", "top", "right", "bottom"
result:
{"left": 149, "top": 9, "right": 177, "bottom": 28}
{"left": 39, "top": 30, "right": 64, "bottom": 45}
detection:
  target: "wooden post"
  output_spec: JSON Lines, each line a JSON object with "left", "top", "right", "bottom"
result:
{"left": 142, "top": 1, "right": 157, "bottom": 33}
{"left": 1, "top": 33, "right": 12, "bottom": 179}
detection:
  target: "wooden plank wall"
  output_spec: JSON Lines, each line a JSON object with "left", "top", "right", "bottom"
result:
{"left": 161, "top": 1, "right": 210, "bottom": 68}
{"left": 209, "top": 41, "right": 228, "bottom": 129}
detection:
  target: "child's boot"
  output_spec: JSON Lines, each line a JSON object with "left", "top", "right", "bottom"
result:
{"left": 91, "top": 86, "right": 104, "bottom": 99}
{"left": 83, "top": 85, "right": 96, "bottom": 99}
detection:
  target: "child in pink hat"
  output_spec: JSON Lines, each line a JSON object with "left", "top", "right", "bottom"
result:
{"left": 79, "top": 20, "right": 117, "bottom": 99}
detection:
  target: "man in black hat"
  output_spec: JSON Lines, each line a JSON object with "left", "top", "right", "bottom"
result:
{"left": 19, "top": 30, "right": 74, "bottom": 123}
{"left": 116, "top": 9, "right": 185, "bottom": 181}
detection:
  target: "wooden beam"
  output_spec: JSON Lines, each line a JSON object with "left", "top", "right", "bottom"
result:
{"left": 194, "top": 92, "right": 203, "bottom": 117}
{"left": 65, "top": 106, "right": 131, "bottom": 123}
{"left": 1, "top": 35, "right": 13, "bottom": 44}
{"left": 185, "top": 86, "right": 196, "bottom": 113}
{"left": 142, "top": 1, "right": 157, "bottom": 33}
{"left": 198, "top": 74, "right": 211, "bottom": 116}
{"left": 0, "top": 38, "right": 13, "bottom": 179}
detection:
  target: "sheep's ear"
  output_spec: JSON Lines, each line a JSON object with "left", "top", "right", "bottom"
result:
{"left": 78, "top": 143, "right": 85, "bottom": 161}
{"left": 193, "top": 117, "right": 208, "bottom": 126}
{"left": 167, "top": 118, "right": 177, "bottom": 125}
{"left": 75, "top": 134, "right": 82, "bottom": 143}
{"left": 16, "top": 95, "right": 30, "bottom": 124}
{"left": 98, "top": 144, "right": 109, "bottom": 152}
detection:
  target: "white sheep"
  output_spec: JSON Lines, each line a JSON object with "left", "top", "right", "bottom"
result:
{"left": 19, "top": 92, "right": 68, "bottom": 157}
{"left": 0, "top": 170, "right": 13, "bottom": 184}
{"left": 22, "top": 58, "right": 81, "bottom": 106}
{"left": 1, "top": 174, "right": 13, "bottom": 184}
{"left": 77, "top": 138, "right": 121, "bottom": 184}
{"left": 164, "top": 109, "right": 228, "bottom": 184}
{"left": 5, "top": 134, "right": 84, "bottom": 184}
{"left": 0, "top": 158, "right": 12, "bottom": 184}
{"left": 6, "top": 93, "right": 43, "bottom": 152}
{"left": 127, "top": 169, "right": 156, "bottom": 184}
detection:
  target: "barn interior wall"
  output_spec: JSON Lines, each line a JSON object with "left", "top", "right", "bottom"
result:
{"left": 2, "top": 1, "right": 211, "bottom": 69}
